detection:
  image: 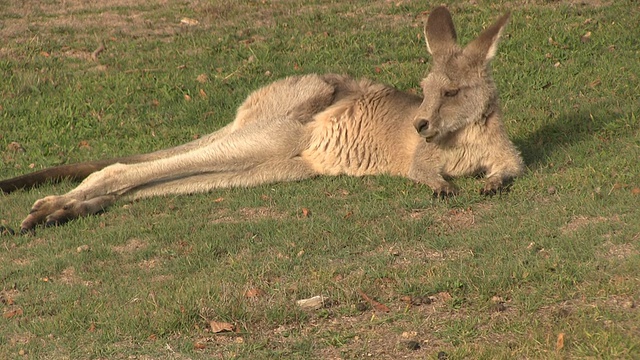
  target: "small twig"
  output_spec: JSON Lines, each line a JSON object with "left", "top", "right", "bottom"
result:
{"left": 123, "top": 68, "right": 162, "bottom": 74}
{"left": 91, "top": 40, "right": 105, "bottom": 62}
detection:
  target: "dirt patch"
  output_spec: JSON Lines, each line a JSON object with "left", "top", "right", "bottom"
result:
{"left": 1, "top": 0, "right": 181, "bottom": 44}
{"left": 8, "top": 332, "right": 34, "bottom": 346}
{"left": 309, "top": 292, "right": 467, "bottom": 359}
{"left": 58, "top": 266, "right": 96, "bottom": 286}
{"left": 150, "top": 274, "right": 174, "bottom": 282}
{"left": 1, "top": 288, "right": 21, "bottom": 305}
{"left": 58, "top": 267, "right": 81, "bottom": 285}
{"left": 138, "top": 257, "right": 162, "bottom": 270}
{"left": 406, "top": 204, "right": 493, "bottom": 233}
{"left": 438, "top": 208, "right": 476, "bottom": 230}
{"left": 560, "top": 215, "right": 616, "bottom": 235}
{"left": 504, "top": 0, "right": 613, "bottom": 9}
{"left": 112, "top": 238, "right": 148, "bottom": 254}
{"left": 12, "top": 258, "right": 31, "bottom": 266}
{"left": 210, "top": 206, "right": 288, "bottom": 224}
{"left": 599, "top": 241, "right": 639, "bottom": 260}
{"left": 390, "top": 246, "right": 475, "bottom": 266}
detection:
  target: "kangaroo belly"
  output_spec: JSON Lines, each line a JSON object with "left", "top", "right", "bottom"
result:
{"left": 302, "top": 112, "right": 392, "bottom": 176}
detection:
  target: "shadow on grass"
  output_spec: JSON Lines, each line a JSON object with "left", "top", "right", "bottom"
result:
{"left": 514, "top": 105, "right": 627, "bottom": 170}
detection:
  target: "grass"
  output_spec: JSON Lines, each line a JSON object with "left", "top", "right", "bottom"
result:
{"left": 1, "top": 0, "right": 639, "bottom": 358}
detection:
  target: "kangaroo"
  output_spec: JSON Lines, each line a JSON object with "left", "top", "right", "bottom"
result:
{"left": 0, "top": 6, "right": 524, "bottom": 234}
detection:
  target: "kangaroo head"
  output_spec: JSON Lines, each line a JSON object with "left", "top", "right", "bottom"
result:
{"left": 414, "top": 7, "right": 510, "bottom": 143}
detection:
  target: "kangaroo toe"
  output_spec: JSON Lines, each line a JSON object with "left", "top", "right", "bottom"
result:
{"left": 432, "top": 183, "right": 459, "bottom": 199}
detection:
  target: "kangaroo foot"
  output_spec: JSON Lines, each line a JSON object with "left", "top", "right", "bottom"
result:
{"left": 20, "top": 195, "right": 116, "bottom": 232}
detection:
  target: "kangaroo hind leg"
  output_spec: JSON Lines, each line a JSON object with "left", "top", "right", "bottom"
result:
{"left": 126, "top": 157, "right": 318, "bottom": 199}
{"left": 19, "top": 118, "right": 309, "bottom": 231}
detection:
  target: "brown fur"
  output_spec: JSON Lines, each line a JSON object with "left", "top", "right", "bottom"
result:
{"left": 0, "top": 7, "right": 524, "bottom": 233}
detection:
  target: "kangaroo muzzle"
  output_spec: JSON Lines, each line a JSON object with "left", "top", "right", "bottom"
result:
{"left": 414, "top": 118, "right": 439, "bottom": 142}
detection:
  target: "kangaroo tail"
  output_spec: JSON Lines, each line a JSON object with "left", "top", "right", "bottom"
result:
{"left": 0, "top": 155, "right": 150, "bottom": 194}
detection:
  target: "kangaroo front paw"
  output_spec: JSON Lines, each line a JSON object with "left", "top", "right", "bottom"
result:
{"left": 1, "top": 226, "right": 16, "bottom": 236}
{"left": 432, "top": 183, "right": 459, "bottom": 199}
{"left": 480, "top": 177, "right": 510, "bottom": 196}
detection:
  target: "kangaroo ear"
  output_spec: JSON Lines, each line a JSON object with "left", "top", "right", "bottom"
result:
{"left": 463, "top": 12, "right": 510, "bottom": 64}
{"left": 424, "top": 6, "right": 457, "bottom": 56}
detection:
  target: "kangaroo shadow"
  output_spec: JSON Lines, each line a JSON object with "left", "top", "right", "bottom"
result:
{"left": 513, "top": 106, "right": 622, "bottom": 170}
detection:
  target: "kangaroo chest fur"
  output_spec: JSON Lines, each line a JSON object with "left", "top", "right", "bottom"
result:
{"left": 300, "top": 75, "right": 424, "bottom": 177}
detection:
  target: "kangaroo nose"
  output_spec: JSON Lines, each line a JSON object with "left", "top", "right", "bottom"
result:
{"left": 415, "top": 119, "right": 429, "bottom": 133}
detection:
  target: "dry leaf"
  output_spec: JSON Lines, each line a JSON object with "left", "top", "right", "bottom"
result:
{"left": 437, "top": 291, "right": 453, "bottom": 301}
{"left": 196, "top": 73, "right": 208, "bottom": 83}
{"left": 7, "top": 141, "right": 25, "bottom": 152}
{"left": 244, "top": 288, "right": 265, "bottom": 298}
{"left": 78, "top": 140, "right": 91, "bottom": 149}
{"left": 213, "top": 197, "right": 224, "bottom": 203}
{"left": 357, "top": 289, "right": 390, "bottom": 313}
{"left": 184, "top": 94, "right": 192, "bottom": 102}
{"left": 296, "top": 295, "right": 326, "bottom": 310}
{"left": 40, "top": 51, "right": 50, "bottom": 57}
{"left": 199, "top": 89, "right": 207, "bottom": 99}
{"left": 180, "top": 17, "right": 199, "bottom": 26}
{"left": 88, "top": 322, "right": 96, "bottom": 332}
{"left": 194, "top": 342, "right": 206, "bottom": 349}
{"left": 209, "top": 321, "right": 234, "bottom": 333}
{"left": 556, "top": 332, "right": 565, "bottom": 351}
{"left": 580, "top": 31, "right": 592, "bottom": 43}
{"left": 3, "top": 308, "right": 23, "bottom": 319}
{"left": 631, "top": 187, "right": 640, "bottom": 195}
{"left": 301, "top": 208, "right": 310, "bottom": 217}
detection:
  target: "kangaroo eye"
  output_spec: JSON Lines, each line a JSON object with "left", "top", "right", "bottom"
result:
{"left": 444, "top": 89, "right": 459, "bottom": 97}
